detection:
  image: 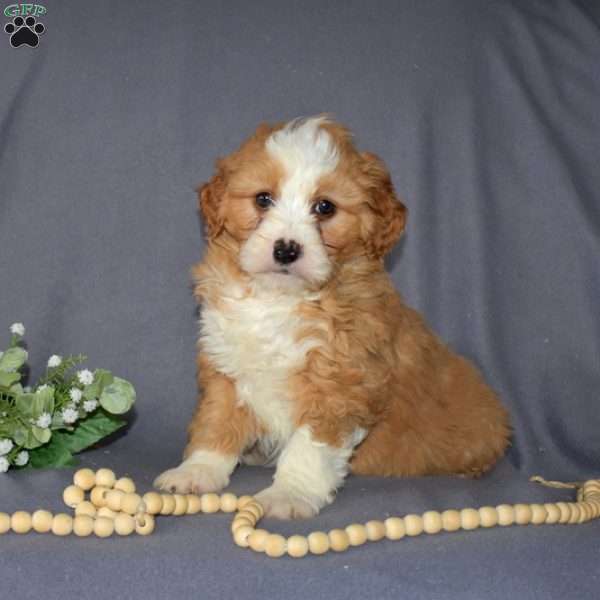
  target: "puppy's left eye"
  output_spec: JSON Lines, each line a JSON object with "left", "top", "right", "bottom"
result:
{"left": 312, "top": 199, "right": 336, "bottom": 217}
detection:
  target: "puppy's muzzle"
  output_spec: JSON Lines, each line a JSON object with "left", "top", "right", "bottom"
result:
{"left": 273, "top": 239, "right": 302, "bottom": 265}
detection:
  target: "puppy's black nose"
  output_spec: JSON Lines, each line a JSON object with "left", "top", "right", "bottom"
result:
{"left": 273, "top": 239, "right": 302, "bottom": 265}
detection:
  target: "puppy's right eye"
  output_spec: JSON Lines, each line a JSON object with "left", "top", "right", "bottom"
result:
{"left": 255, "top": 192, "right": 274, "bottom": 210}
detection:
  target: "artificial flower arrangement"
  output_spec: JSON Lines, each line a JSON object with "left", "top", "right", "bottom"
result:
{"left": 0, "top": 323, "right": 136, "bottom": 472}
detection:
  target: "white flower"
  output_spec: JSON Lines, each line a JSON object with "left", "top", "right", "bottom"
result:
{"left": 10, "top": 322, "right": 25, "bottom": 336}
{"left": 36, "top": 384, "right": 50, "bottom": 393}
{"left": 62, "top": 407, "right": 79, "bottom": 424}
{"left": 0, "top": 438, "right": 13, "bottom": 455}
{"left": 69, "top": 388, "right": 83, "bottom": 403}
{"left": 83, "top": 399, "right": 98, "bottom": 413}
{"left": 0, "top": 457, "right": 9, "bottom": 473}
{"left": 47, "top": 355, "right": 62, "bottom": 368}
{"left": 35, "top": 412, "right": 52, "bottom": 429}
{"left": 14, "top": 451, "right": 29, "bottom": 466}
{"left": 77, "top": 369, "right": 94, "bottom": 386}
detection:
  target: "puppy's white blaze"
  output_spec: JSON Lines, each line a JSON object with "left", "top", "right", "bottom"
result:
{"left": 266, "top": 116, "right": 339, "bottom": 177}
{"left": 239, "top": 116, "right": 338, "bottom": 284}
{"left": 270, "top": 425, "right": 368, "bottom": 512}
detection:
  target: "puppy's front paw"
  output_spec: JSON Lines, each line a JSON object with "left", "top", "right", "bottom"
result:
{"left": 254, "top": 484, "right": 318, "bottom": 520}
{"left": 154, "top": 463, "right": 229, "bottom": 495}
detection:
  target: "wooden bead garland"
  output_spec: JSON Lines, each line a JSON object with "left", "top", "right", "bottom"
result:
{"left": 1, "top": 469, "right": 599, "bottom": 558}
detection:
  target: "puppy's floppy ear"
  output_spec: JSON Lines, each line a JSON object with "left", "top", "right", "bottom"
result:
{"left": 197, "top": 160, "right": 227, "bottom": 240}
{"left": 360, "top": 151, "right": 407, "bottom": 259}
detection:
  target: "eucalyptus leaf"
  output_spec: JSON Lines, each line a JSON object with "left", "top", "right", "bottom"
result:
{"left": 0, "top": 371, "right": 20, "bottom": 387}
{"left": 99, "top": 377, "right": 135, "bottom": 415}
{"left": 32, "top": 426, "right": 52, "bottom": 444}
{"left": 0, "top": 347, "right": 27, "bottom": 372}
{"left": 16, "top": 393, "right": 35, "bottom": 416}
{"left": 13, "top": 427, "right": 27, "bottom": 445}
{"left": 10, "top": 383, "right": 24, "bottom": 394}
{"left": 23, "top": 429, "right": 45, "bottom": 450}
{"left": 33, "top": 386, "right": 55, "bottom": 415}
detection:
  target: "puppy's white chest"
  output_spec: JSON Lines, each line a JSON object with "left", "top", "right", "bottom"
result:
{"left": 199, "top": 282, "right": 319, "bottom": 444}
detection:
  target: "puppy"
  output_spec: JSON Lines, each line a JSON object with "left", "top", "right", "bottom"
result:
{"left": 155, "top": 116, "right": 511, "bottom": 519}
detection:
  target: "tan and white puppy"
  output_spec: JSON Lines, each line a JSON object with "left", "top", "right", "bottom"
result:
{"left": 155, "top": 116, "right": 511, "bottom": 519}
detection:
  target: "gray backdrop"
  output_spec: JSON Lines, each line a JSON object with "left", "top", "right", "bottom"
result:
{"left": 1, "top": 1, "right": 599, "bottom": 598}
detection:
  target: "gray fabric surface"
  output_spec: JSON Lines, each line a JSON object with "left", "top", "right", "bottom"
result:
{"left": 1, "top": 0, "right": 599, "bottom": 598}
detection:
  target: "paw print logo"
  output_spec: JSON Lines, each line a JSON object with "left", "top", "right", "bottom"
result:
{"left": 4, "top": 15, "right": 45, "bottom": 47}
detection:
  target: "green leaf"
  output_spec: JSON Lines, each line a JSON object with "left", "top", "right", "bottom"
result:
{"left": 33, "top": 386, "right": 55, "bottom": 415}
{"left": 99, "top": 377, "right": 135, "bottom": 415}
{"left": 15, "top": 393, "right": 35, "bottom": 416}
{"left": 32, "top": 426, "right": 51, "bottom": 444}
{"left": 13, "top": 426, "right": 27, "bottom": 445}
{"left": 28, "top": 439, "right": 76, "bottom": 469}
{"left": 23, "top": 429, "right": 45, "bottom": 449}
{"left": 0, "top": 347, "right": 27, "bottom": 372}
{"left": 10, "top": 383, "right": 23, "bottom": 394}
{"left": 0, "top": 371, "right": 20, "bottom": 387}
{"left": 83, "top": 369, "right": 113, "bottom": 400}
{"left": 27, "top": 410, "right": 126, "bottom": 468}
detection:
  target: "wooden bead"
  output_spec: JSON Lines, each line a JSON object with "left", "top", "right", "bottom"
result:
{"left": 233, "top": 525, "right": 254, "bottom": 547}
{"left": 514, "top": 504, "right": 532, "bottom": 525}
{"left": 185, "top": 494, "right": 202, "bottom": 515}
{"left": 404, "top": 514, "right": 424, "bottom": 536}
{"left": 105, "top": 489, "right": 125, "bottom": 512}
{"left": 235, "top": 510, "right": 258, "bottom": 525}
{"left": 308, "top": 531, "right": 330, "bottom": 555}
{"left": 75, "top": 501, "right": 97, "bottom": 518}
{"left": 248, "top": 529, "right": 270, "bottom": 552}
{"left": 231, "top": 517, "right": 254, "bottom": 533}
{"left": 578, "top": 503, "right": 591, "bottom": 523}
{"left": 51, "top": 513, "right": 73, "bottom": 536}
{"left": 160, "top": 494, "right": 175, "bottom": 515}
{"left": 496, "top": 504, "right": 515, "bottom": 526}
{"left": 384, "top": 517, "right": 406, "bottom": 540}
{"left": 346, "top": 524, "right": 368, "bottom": 546}
{"left": 73, "top": 515, "right": 94, "bottom": 537}
{"left": 32, "top": 509, "right": 54, "bottom": 533}
{"left": 63, "top": 485, "right": 85, "bottom": 508}
{"left": 366, "top": 520, "right": 386, "bottom": 541}
{"left": 200, "top": 493, "right": 221, "bottom": 514}
{"left": 287, "top": 535, "right": 309, "bottom": 558}
{"left": 121, "top": 493, "right": 144, "bottom": 515}
{"left": 543, "top": 503, "right": 561, "bottom": 524}
{"left": 220, "top": 493, "right": 238, "bottom": 513}
{"left": 114, "top": 513, "right": 136, "bottom": 536}
{"left": 264, "top": 533, "right": 287, "bottom": 558}
{"left": 479, "top": 506, "right": 499, "bottom": 528}
{"left": 422, "top": 511, "right": 443, "bottom": 534}
{"left": 530, "top": 504, "right": 548, "bottom": 525}
{"left": 556, "top": 502, "right": 572, "bottom": 524}
{"left": 90, "top": 486, "right": 109, "bottom": 508}
{"left": 329, "top": 529, "right": 351, "bottom": 551}
{"left": 460, "top": 508, "right": 480, "bottom": 530}
{"left": 568, "top": 503, "right": 581, "bottom": 524}
{"left": 142, "top": 492, "right": 163, "bottom": 515}
{"left": 97, "top": 507, "right": 118, "bottom": 519}
{"left": 441, "top": 510, "right": 461, "bottom": 532}
{"left": 94, "top": 516, "right": 114, "bottom": 538}
{"left": 242, "top": 501, "right": 264, "bottom": 519}
{"left": 95, "top": 468, "right": 116, "bottom": 488}
{"left": 114, "top": 477, "right": 136, "bottom": 494}
{"left": 0, "top": 512, "right": 10, "bottom": 534}
{"left": 237, "top": 495, "right": 254, "bottom": 510}
{"left": 173, "top": 494, "right": 188, "bottom": 516}
{"left": 135, "top": 514, "right": 155, "bottom": 536}
{"left": 11, "top": 511, "right": 32, "bottom": 534}
{"left": 73, "top": 468, "right": 96, "bottom": 491}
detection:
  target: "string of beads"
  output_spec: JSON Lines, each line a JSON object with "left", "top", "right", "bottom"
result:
{"left": 1, "top": 468, "right": 599, "bottom": 558}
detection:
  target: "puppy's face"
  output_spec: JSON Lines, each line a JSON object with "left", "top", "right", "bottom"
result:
{"left": 199, "top": 117, "right": 406, "bottom": 287}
